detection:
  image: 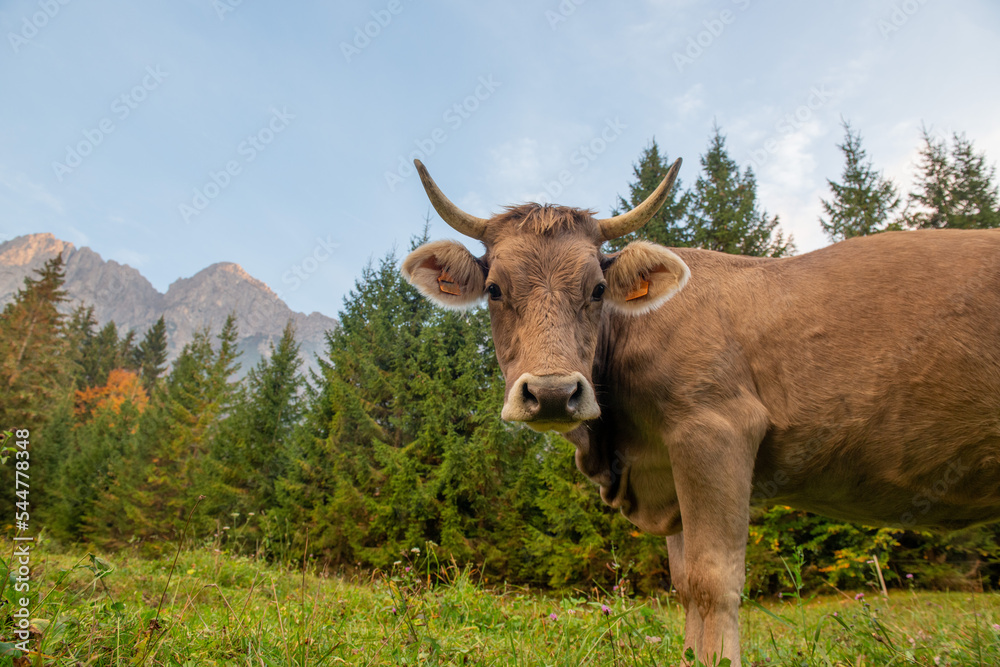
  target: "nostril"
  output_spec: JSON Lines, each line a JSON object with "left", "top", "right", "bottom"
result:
{"left": 521, "top": 381, "right": 539, "bottom": 409}
{"left": 567, "top": 381, "right": 583, "bottom": 412}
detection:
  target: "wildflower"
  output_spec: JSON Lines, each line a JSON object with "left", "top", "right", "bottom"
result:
{"left": 405, "top": 566, "right": 411, "bottom": 573}
{"left": 549, "top": 613, "right": 558, "bottom": 621}
{"left": 601, "top": 605, "right": 611, "bottom": 616}
{"left": 906, "top": 573, "right": 914, "bottom": 579}
{"left": 778, "top": 592, "right": 783, "bottom": 598}
{"left": 411, "top": 547, "right": 421, "bottom": 553}
{"left": 612, "top": 585, "right": 618, "bottom": 591}
{"left": 392, "top": 607, "right": 397, "bottom": 614}
{"left": 993, "top": 623, "right": 1000, "bottom": 632}
{"left": 855, "top": 593, "right": 864, "bottom": 600}
{"left": 832, "top": 612, "right": 838, "bottom": 617}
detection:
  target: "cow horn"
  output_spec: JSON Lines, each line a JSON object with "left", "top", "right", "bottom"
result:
{"left": 597, "top": 157, "right": 682, "bottom": 241}
{"left": 414, "top": 159, "right": 488, "bottom": 241}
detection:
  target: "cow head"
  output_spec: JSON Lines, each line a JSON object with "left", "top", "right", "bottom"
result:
{"left": 403, "top": 159, "right": 690, "bottom": 433}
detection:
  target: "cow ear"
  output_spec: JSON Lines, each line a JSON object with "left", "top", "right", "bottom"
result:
{"left": 402, "top": 240, "right": 486, "bottom": 310}
{"left": 603, "top": 241, "right": 690, "bottom": 315}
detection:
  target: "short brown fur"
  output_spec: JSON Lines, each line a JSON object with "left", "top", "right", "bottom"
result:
{"left": 405, "top": 189, "right": 1000, "bottom": 667}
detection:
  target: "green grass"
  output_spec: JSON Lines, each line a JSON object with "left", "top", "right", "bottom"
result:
{"left": 1, "top": 537, "right": 998, "bottom": 666}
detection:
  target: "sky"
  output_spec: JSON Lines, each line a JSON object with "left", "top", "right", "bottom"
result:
{"left": 2, "top": 0, "right": 999, "bottom": 318}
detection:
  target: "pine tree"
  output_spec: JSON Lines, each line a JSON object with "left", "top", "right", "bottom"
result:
{"left": 66, "top": 305, "right": 97, "bottom": 386}
{"left": 948, "top": 133, "right": 1000, "bottom": 228}
{"left": 79, "top": 321, "right": 123, "bottom": 388}
{"left": 0, "top": 256, "right": 72, "bottom": 429}
{"left": 819, "top": 120, "right": 900, "bottom": 241}
{"left": 210, "top": 319, "right": 302, "bottom": 520}
{"left": 606, "top": 139, "right": 692, "bottom": 251}
{"left": 46, "top": 380, "right": 145, "bottom": 541}
{"left": 275, "top": 245, "right": 551, "bottom": 575}
{"left": 89, "top": 319, "right": 240, "bottom": 552}
{"left": 133, "top": 316, "right": 169, "bottom": 392}
{"left": 904, "top": 128, "right": 1000, "bottom": 229}
{"left": 687, "top": 127, "right": 794, "bottom": 257}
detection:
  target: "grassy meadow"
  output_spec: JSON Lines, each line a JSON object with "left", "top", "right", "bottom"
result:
{"left": 1, "top": 538, "right": 998, "bottom": 666}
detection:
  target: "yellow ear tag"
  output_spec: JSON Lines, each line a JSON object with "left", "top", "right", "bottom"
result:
{"left": 625, "top": 277, "right": 650, "bottom": 301}
{"left": 437, "top": 270, "right": 461, "bottom": 296}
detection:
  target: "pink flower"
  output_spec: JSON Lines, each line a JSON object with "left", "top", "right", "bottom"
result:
{"left": 549, "top": 612, "right": 558, "bottom": 621}
{"left": 993, "top": 623, "right": 1000, "bottom": 632}
{"left": 601, "top": 605, "right": 611, "bottom": 616}
{"left": 906, "top": 573, "right": 914, "bottom": 579}
{"left": 405, "top": 566, "right": 411, "bottom": 573}
{"left": 855, "top": 593, "right": 864, "bottom": 600}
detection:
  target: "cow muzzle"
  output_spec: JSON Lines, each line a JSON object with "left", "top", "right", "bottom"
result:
{"left": 500, "top": 372, "right": 600, "bottom": 432}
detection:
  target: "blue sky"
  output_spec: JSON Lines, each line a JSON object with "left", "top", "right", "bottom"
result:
{"left": 2, "top": 0, "right": 998, "bottom": 318}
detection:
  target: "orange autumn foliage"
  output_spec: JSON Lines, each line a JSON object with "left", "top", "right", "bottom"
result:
{"left": 75, "top": 368, "right": 149, "bottom": 418}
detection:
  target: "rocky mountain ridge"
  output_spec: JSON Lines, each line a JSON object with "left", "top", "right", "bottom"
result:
{"left": 0, "top": 233, "right": 337, "bottom": 372}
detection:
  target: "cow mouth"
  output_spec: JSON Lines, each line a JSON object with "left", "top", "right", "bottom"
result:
{"left": 523, "top": 420, "right": 584, "bottom": 433}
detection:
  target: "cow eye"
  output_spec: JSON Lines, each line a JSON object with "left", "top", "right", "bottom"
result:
{"left": 487, "top": 283, "right": 502, "bottom": 300}
{"left": 591, "top": 283, "right": 606, "bottom": 301}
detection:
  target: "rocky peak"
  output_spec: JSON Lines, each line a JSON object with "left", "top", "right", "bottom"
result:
{"left": 0, "top": 233, "right": 337, "bottom": 373}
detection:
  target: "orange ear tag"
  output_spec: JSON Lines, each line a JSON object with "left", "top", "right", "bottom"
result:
{"left": 625, "top": 277, "right": 650, "bottom": 301}
{"left": 437, "top": 270, "right": 461, "bottom": 296}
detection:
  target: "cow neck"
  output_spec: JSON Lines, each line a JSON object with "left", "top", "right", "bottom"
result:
{"left": 590, "top": 307, "right": 666, "bottom": 443}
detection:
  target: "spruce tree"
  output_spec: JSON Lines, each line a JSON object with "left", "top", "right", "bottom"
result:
{"left": 948, "top": 132, "right": 1000, "bottom": 228}
{"left": 89, "top": 320, "right": 240, "bottom": 551}
{"left": 133, "top": 316, "right": 169, "bottom": 392}
{"left": 276, "top": 245, "right": 549, "bottom": 575}
{"left": 819, "top": 120, "right": 900, "bottom": 241}
{"left": 607, "top": 139, "right": 692, "bottom": 250}
{"left": 0, "top": 256, "right": 72, "bottom": 429}
{"left": 210, "top": 319, "right": 302, "bottom": 520}
{"left": 79, "top": 321, "right": 123, "bottom": 389}
{"left": 904, "top": 128, "right": 1000, "bottom": 229}
{"left": 687, "top": 127, "right": 794, "bottom": 257}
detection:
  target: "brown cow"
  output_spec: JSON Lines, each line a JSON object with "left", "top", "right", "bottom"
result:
{"left": 402, "top": 158, "right": 1000, "bottom": 666}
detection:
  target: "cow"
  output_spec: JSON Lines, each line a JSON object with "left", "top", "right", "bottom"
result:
{"left": 401, "top": 158, "right": 1000, "bottom": 666}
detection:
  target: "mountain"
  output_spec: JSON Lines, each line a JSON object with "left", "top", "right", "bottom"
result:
{"left": 0, "top": 233, "right": 337, "bottom": 374}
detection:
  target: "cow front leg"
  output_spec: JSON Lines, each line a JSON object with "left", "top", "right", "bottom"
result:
{"left": 668, "top": 410, "right": 760, "bottom": 667}
{"left": 685, "top": 529, "right": 746, "bottom": 665}
{"left": 667, "top": 532, "right": 705, "bottom": 659}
